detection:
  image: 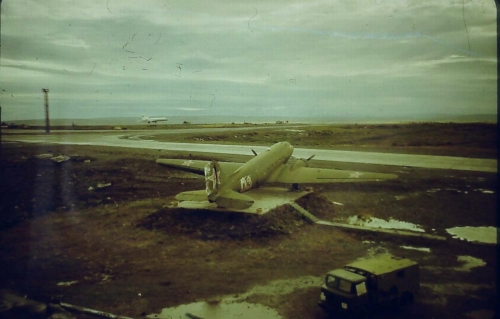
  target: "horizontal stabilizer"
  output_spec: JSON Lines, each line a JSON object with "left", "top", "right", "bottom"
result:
{"left": 175, "top": 190, "right": 207, "bottom": 202}
{"left": 215, "top": 190, "right": 254, "bottom": 210}
{"left": 156, "top": 159, "right": 209, "bottom": 175}
{"left": 156, "top": 159, "right": 243, "bottom": 176}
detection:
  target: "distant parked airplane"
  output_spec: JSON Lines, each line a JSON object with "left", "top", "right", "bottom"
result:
{"left": 141, "top": 115, "right": 168, "bottom": 124}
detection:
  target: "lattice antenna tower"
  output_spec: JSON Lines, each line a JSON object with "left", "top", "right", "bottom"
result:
{"left": 42, "top": 88, "right": 50, "bottom": 134}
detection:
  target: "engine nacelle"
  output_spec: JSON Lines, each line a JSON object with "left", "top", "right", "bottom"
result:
{"left": 290, "top": 158, "right": 308, "bottom": 171}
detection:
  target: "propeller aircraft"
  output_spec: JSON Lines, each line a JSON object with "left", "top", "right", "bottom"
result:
{"left": 156, "top": 142, "right": 397, "bottom": 213}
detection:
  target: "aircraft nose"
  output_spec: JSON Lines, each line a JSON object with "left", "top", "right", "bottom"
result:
{"left": 282, "top": 141, "right": 293, "bottom": 151}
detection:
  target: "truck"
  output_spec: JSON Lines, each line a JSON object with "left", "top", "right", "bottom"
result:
{"left": 318, "top": 254, "right": 419, "bottom": 315}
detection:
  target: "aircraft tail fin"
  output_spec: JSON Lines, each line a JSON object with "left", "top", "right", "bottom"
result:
{"left": 215, "top": 190, "right": 254, "bottom": 209}
{"left": 204, "top": 160, "right": 229, "bottom": 200}
{"left": 175, "top": 190, "right": 207, "bottom": 202}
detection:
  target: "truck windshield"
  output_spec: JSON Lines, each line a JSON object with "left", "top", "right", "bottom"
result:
{"left": 339, "top": 279, "right": 352, "bottom": 292}
{"left": 326, "top": 275, "right": 354, "bottom": 293}
{"left": 326, "top": 275, "right": 337, "bottom": 288}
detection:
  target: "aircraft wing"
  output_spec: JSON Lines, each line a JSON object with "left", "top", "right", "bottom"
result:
{"left": 156, "top": 159, "right": 208, "bottom": 175}
{"left": 156, "top": 159, "right": 243, "bottom": 176}
{"left": 268, "top": 166, "right": 397, "bottom": 183}
{"left": 171, "top": 187, "right": 311, "bottom": 214}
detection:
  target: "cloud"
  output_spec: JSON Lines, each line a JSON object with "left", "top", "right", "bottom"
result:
{"left": 0, "top": 0, "right": 496, "bottom": 120}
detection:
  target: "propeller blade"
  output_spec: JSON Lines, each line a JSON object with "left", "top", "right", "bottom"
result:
{"left": 306, "top": 155, "right": 315, "bottom": 161}
{"left": 252, "top": 149, "right": 258, "bottom": 156}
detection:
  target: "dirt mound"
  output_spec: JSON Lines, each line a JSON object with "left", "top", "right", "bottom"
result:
{"left": 137, "top": 204, "right": 310, "bottom": 240}
{"left": 295, "top": 193, "right": 336, "bottom": 220}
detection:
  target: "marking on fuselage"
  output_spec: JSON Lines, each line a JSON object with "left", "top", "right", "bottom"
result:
{"left": 240, "top": 175, "right": 253, "bottom": 192}
{"left": 349, "top": 172, "right": 362, "bottom": 178}
{"left": 182, "top": 160, "right": 194, "bottom": 166}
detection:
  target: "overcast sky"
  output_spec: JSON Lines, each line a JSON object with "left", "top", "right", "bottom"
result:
{"left": 0, "top": 0, "right": 496, "bottom": 120}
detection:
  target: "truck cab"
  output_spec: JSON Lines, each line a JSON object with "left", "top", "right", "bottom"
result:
{"left": 318, "top": 254, "right": 419, "bottom": 315}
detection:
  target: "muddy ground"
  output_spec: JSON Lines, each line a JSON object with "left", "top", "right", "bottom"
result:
{"left": 0, "top": 124, "right": 497, "bottom": 319}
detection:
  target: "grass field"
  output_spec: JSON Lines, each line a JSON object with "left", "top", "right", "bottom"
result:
{"left": 0, "top": 122, "right": 497, "bottom": 319}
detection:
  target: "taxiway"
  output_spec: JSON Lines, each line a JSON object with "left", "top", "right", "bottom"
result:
{"left": 3, "top": 131, "right": 497, "bottom": 172}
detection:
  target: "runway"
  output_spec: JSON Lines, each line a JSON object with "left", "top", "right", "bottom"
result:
{"left": 2, "top": 131, "right": 497, "bottom": 172}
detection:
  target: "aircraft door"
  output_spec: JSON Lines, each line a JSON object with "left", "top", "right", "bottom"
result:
{"left": 204, "top": 161, "right": 219, "bottom": 199}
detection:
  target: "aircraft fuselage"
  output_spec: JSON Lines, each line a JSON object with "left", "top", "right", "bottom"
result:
{"left": 206, "top": 142, "right": 293, "bottom": 202}
{"left": 141, "top": 116, "right": 167, "bottom": 124}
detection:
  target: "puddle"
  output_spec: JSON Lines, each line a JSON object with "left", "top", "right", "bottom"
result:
{"left": 427, "top": 188, "right": 467, "bottom": 194}
{"left": 148, "top": 276, "right": 322, "bottom": 319}
{"left": 35, "top": 153, "right": 54, "bottom": 159}
{"left": 345, "top": 215, "right": 425, "bottom": 232}
{"left": 400, "top": 246, "right": 430, "bottom": 252}
{"left": 444, "top": 188, "right": 464, "bottom": 193}
{"left": 427, "top": 188, "right": 440, "bottom": 193}
{"left": 446, "top": 226, "right": 497, "bottom": 244}
{"left": 148, "top": 301, "right": 282, "bottom": 319}
{"left": 474, "top": 188, "right": 495, "bottom": 194}
{"left": 454, "top": 255, "right": 486, "bottom": 272}
{"left": 57, "top": 281, "right": 78, "bottom": 286}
